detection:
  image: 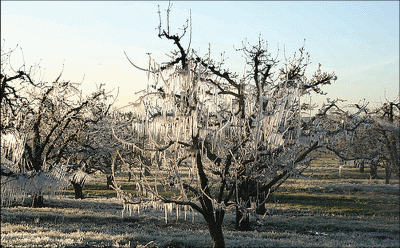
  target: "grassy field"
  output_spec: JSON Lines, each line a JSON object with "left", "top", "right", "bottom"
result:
{"left": 1, "top": 155, "right": 399, "bottom": 247}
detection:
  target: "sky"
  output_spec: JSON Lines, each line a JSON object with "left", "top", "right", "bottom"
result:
{"left": 2, "top": 1, "right": 399, "bottom": 109}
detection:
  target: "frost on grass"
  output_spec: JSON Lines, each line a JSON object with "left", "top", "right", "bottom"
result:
{"left": 1, "top": 182, "right": 399, "bottom": 248}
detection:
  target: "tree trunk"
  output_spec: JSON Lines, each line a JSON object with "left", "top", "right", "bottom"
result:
{"left": 235, "top": 178, "right": 254, "bottom": 231}
{"left": 106, "top": 175, "right": 114, "bottom": 189}
{"left": 204, "top": 214, "right": 225, "bottom": 248}
{"left": 195, "top": 151, "right": 225, "bottom": 247}
{"left": 370, "top": 164, "right": 378, "bottom": 179}
{"left": 385, "top": 167, "right": 391, "bottom": 184}
{"left": 72, "top": 182, "right": 84, "bottom": 199}
{"left": 256, "top": 201, "right": 266, "bottom": 215}
{"left": 235, "top": 208, "right": 251, "bottom": 231}
{"left": 32, "top": 195, "right": 44, "bottom": 208}
{"left": 359, "top": 161, "right": 365, "bottom": 173}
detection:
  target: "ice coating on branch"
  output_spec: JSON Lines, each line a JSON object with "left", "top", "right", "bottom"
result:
{"left": 1, "top": 163, "right": 71, "bottom": 206}
{"left": 1, "top": 127, "right": 26, "bottom": 168}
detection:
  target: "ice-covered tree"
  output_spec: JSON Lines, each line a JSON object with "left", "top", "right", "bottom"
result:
{"left": 1, "top": 45, "right": 112, "bottom": 206}
{"left": 373, "top": 101, "right": 400, "bottom": 183}
{"left": 326, "top": 100, "right": 399, "bottom": 183}
{"left": 108, "top": 5, "right": 374, "bottom": 247}
{"left": 74, "top": 108, "right": 142, "bottom": 189}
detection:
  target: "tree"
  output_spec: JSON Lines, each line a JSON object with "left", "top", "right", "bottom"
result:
{"left": 327, "top": 100, "right": 399, "bottom": 183}
{"left": 1, "top": 45, "right": 112, "bottom": 206}
{"left": 108, "top": 5, "right": 372, "bottom": 247}
{"left": 72, "top": 107, "right": 145, "bottom": 190}
{"left": 375, "top": 101, "right": 400, "bottom": 183}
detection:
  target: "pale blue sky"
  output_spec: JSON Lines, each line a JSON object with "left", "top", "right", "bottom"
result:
{"left": 2, "top": 1, "right": 399, "bottom": 108}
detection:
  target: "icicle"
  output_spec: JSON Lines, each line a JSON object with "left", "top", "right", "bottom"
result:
{"left": 184, "top": 205, "right": 188, "bottom": 221}
{"left": 165, "top": 203, "right": 168, "bottom": 224}
{"left": 136, "top": 182, "right": 141, "bottom": 196}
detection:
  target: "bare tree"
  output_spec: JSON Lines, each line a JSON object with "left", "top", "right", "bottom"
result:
{"left": 375, "top": 101, "right": 400, "bottom": 183}
{"left": 71, "top": 107, "right": 147, "bottom": 191}
{"left": 326, "top": 100, "right": 399, "bottom": 183}
{"left": 108, "top": 5, "right": 372, "bottom": 247}
{"left": 1, "top": 45, "right": 113, "bottom": 206}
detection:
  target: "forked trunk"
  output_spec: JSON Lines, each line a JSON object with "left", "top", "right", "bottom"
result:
{"left": 235, "top": 178, "right": 254, "bottom": 231}
{"left": 195, "top": 151, "right": 225, "bottom": 247}
{"left": 236, "top": 189, "right": 266, "bottom": 230}
{"left": 32, "top": 195, "right": 44, "bottom": 208}
{"left": 235, "top": 207, "right": 251, "bottom": 231}
{"left": 72, "top": 182, "right": 84, "bottom": 199}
